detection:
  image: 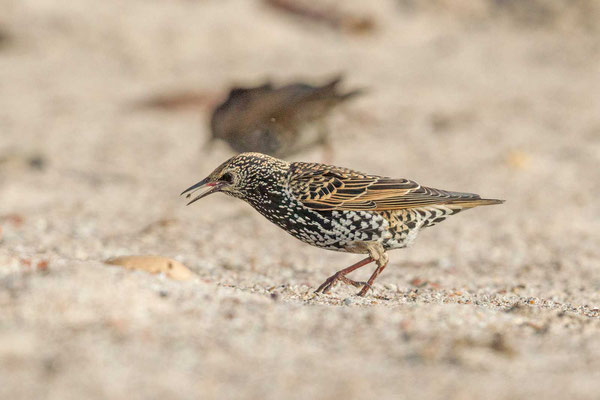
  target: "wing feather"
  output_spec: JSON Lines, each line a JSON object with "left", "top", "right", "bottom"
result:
{"left": 289, "top": 162, "right": 495, "bottom": 211}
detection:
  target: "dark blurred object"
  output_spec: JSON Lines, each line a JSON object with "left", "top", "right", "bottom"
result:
{"left": 28, "top": 155, "right": 46, "bottom": 170}
{"left": 492, "top": 0, "right": 598, "bottom": 28}
{"left": 265, "top": 0, "right": 376, "bottom": 35}
{"left": 133, "top": 91, "right": 218, "bottom": 112}
{"left": 397, "top": 0, "right": 600, "bottom": 31}
{"left": 209, "top": 76, "right": 364, "bottom": 158}
{"left": 0, "top": 26, "right": 11, "bottom": 49}
{"left": 0, "top": 150, "right": 47, "bottom": 171}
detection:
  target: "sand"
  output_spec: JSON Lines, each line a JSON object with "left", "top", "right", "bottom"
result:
{"left": 1, "top": 0, "right": 600, "bottom": 399}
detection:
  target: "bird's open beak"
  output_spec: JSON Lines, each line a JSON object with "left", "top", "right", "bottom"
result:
{"left": 181, "top": 177, "right": 227, "bottom": 205}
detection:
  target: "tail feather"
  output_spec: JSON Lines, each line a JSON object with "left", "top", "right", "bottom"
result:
{"left": 449, "top": 198, "right": 505, "bottom": 208}
{"left": 337, "top": 87, "right": 366, "bottom": 101}
{"left": 317, "top": 76, "right": 366, "bottom": 102}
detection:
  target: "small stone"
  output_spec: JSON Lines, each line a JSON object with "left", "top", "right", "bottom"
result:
{"left": 410, "top": 278, "right": 426, "bottom": 287}
{"left": 343, "top": 297, "right": 353, "bottom": 306}
{"left": 36, "top": 260, "right": 49, "bottom": 272}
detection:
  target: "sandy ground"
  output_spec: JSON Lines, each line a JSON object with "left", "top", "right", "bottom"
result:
{"left": 1, "top": 1, "right": 600, "bottom": 399}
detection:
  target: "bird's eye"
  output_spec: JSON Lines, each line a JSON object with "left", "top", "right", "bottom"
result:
{"left": 220, "top": 172, "right": 234, "bottom": 184}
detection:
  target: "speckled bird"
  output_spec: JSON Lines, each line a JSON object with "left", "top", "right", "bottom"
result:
{"left": 209, "top": 76, "right": 363, "bottom": 158}
{"left": 182, "top": 153, "right": 503, "bottom": 296}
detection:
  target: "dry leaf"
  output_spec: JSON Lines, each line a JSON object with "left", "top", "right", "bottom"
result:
{"left": 105, "top": 256, "right": 195, "bottom": 281}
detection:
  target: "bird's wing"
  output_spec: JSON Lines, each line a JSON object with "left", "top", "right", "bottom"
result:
{"left": 288, "top": 162, "right": 491, "bottom": 211}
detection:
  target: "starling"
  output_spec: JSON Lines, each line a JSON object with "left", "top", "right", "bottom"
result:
{"left": 209, "top": 76, "right": 363, "bottom": 158}
{"left": 181, "top": 153, "right": 504, "bottom": 296}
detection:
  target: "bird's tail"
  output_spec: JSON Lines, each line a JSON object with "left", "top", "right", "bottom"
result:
{"left": 338, "top": 87, "right": 366, "bottom": 101}
{"left": 319, "top": 75, "right": 366, "bottom": 102}
{"left": 449, "top": 198, "right": 505, "bottom": 209}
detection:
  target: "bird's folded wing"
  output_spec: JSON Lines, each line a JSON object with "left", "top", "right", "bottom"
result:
{"left": 289, "top": 163, "right": 483, "bottom": 211}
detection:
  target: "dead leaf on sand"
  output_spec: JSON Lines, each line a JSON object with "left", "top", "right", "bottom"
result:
{"left": 105, "top": 256, "right": 195, "bottom": 281}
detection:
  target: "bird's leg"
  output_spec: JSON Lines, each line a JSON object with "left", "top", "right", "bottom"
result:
{"left": 357, "top": 248, "right": 389, "bottom": 297}
{"left": 314, "top": 257, "right": 373, "bottom": 294}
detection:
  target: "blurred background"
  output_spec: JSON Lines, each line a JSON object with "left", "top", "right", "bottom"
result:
{"left": 1, "top": 0, "right": 599, "bottom": 399}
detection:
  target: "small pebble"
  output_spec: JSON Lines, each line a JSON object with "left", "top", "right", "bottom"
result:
{"left": 343, "top": 297, "right": 353, "bottom": 306}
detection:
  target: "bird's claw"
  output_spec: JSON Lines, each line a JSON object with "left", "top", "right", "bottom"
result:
{"left": 315, "top": 273, "right": 368, "bottom": 294}
{"left": 356, "top": 282, "right": 373, "bottom": 297}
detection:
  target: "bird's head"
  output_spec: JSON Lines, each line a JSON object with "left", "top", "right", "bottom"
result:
{"left": 181, "top": 152, "right": 289, "bottom": 205}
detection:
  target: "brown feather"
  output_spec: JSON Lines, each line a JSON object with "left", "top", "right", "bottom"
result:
{"left": 289, "top": 162, "right": 503, "bottom": 211}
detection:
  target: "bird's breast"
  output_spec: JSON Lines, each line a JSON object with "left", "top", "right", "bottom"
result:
{"left": 244, "top": 188, "right": 435, "bottom": 252}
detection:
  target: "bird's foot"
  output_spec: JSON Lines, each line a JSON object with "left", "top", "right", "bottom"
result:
{"left": 314, "top": 256, "right": 374, "bottom": 295}
{"left": 356, "top": 283, "right": 373, "bottom": 297}
{"left": 314, "top": 273, "right": 367, "bottom": 294}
